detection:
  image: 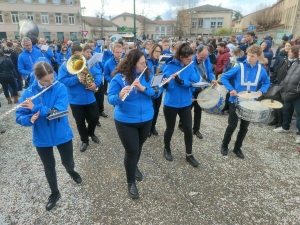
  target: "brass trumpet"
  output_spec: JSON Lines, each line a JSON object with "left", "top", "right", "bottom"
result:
{"left": 66, "top": 54, "right": 98, "bottom": 92}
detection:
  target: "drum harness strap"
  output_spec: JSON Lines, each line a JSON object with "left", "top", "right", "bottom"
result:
{"left": 239, "top": 63, "right": 261, "bottom": 89}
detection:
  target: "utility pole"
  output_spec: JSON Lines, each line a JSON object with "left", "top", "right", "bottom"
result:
{"left": 133, "top": 0, "right": 136, "bottom": 41}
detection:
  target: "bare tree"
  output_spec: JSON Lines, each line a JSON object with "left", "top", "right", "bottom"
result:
{"left": 94, "top": 0, "right": 108, "bottom": 39}
{"left": 253, "top": 3, "right": 281, "bottom": 31}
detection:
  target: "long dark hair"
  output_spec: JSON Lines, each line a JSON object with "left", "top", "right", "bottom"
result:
{"left": 174, "top": 42, "right": 194, "bottom": 60}
{"left": 112, "top": 49, "right": 150, "bottom": 84}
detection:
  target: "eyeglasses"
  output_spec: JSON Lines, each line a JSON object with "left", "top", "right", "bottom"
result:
{"left": 154, "top": 50, "right": 161, "bottom": 53}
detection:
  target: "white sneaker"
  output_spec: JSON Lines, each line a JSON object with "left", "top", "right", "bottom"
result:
{"left": 273, "top": 127, "right": 289, "bottom": 133}
{"left": 296, "top": 135, "right": 300, "bottom": 144}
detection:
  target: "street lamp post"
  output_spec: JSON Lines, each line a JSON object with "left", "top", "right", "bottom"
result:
{"left": 133, "top": 0, "right": 136, "bottom": 42}
{"left": 81, "top": 7, "right": 86, "bottom": 30}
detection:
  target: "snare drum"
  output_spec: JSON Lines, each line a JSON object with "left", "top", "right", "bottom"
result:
{"left": 197, "top": 88, "right": 225, "bottom": 114}
{"left": 235, "top": 97, "right": 271, "bottom": 122}
{"left": 192, "top": 81, "right": 209, "bottom": 89}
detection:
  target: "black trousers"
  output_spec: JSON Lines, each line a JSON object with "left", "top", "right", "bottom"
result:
{"left": 95, "top": 83, "right": 105, "bottom": 113}
{"left": 151, "top": 94, "right": 163, "bottom": 130}
{"left": 222, "top": 103, "right": 250, "bottom": 150}
{"left": 36, "top": 140, "right": 75, "bottom": 194}
{"left": 103, "top": 79, "right": 108, "bottom": 93}
{"left": 70, "top": 102, "right": 99, "bottom": 143}
{"left": 221, "top": 92, "right": 230, "bottom": 112}
{"left": 0, "top": 76, "right": 18, "bottom": 98}
{"left": 17, "top": 73, "right": 23, "bottom": 91}
{"left": 115, "top": 119, "right": 152, "bottom": 183}
{"left": 164, "top": 105, "right": 193, "bottom": 154}
{"left": 191, "top": 88, "right": 202, "bottom": 131}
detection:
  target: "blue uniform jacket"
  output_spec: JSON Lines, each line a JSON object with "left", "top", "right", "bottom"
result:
{"left": 192, "top": 55, "right": 215, "bottom": 82}
{"left": 102, "top": 49, "right": 113, "bottom": 67}
{"left": 56, "top": 52, "right": 69, "bottom": 66}
{"left": 163, "top": 59, "right": 200, "bottom": 108}
{"left": 108, "top": 70, "right": 162, "bottom": 123}
{"left": 104, "top": 57, "right": 119, "bottom": 82}
{"left": 147, "top": 56, "right": 159, "bottom": 74}
{"left": 41, "top": 47, "right": 54, "bottom": 62}
{"left": 263, "top": 40, "right": 274, "bottom": 73}
{"left": 18, "top": 47, "right": 43, "bottom": 76}
{"left": 15, "top": 80, "right": 73, "bottom": 147}
{"left": 58, "top": 62, "right": 101, "bottom": 105}
{"left": 221, "top": 60, "right": 270, "bottom": 103}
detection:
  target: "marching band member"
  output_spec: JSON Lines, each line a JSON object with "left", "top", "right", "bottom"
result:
{"left": 39, "top": 38, "right": 54, "bottom": 63}
{"left": 220, "top": 44, "right": 270, "bottom": 159}
{"left": 107, "top": 49, "right": 162, "bottom": 199}
{"left": 18, "top": 37, "right": 43, "bottom": 88}
{"left": 82, "top": 44, "right": 105, "bottom": 126}
{"left": 191, "top": 46, "right": 217, "bottom": 139}
{"left": 57, "top": 45, "right": 69, "bottom": 66}
{"left": 162, "top": 39, "right": 171, "bottom": 55}
{"left": 16, "top": 61, "right": 82, "bottom": 211}
{"left": 147, "top": 43, "right": 163, "bottom": 136}
{"left": 104, "top": 43, "right": 123, "bottom": 83}
{"left": 58, "top": 45, "right": 101, "bottom": 152}
{"left": 162, "top": 42, "right": 200, "bottom": 167}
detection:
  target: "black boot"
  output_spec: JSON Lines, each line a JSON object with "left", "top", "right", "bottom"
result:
{"left": 220, "top": 145, "right": 229, "bottom": 156}
{"left": 127, "top": 183, "right": 139, "bottom": 199}
{"left": 233, "top": 148, "right": 245, "bottom": 159}
{"left": 46, "top": 191, "right": 61, "bottom": 211}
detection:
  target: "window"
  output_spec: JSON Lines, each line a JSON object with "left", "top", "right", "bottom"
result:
{"left": 57, "top": 32, "right": 64, "bottom": 41}
{"left": 68, "top": 14, "right": 75, "bottom": 25}
{"left": 217, "top": 17, "right": 223, "bottom": 28}
{"left": 41, "top": 13, "right": 48, "bottom": 24}
{"left": 44, "top": 32, "right": 51, "bottom": 41}
{"left": 0, "top": 12, "right": 3, "bottom": 23}
{"left": 191, "top": 18, "right": 197, "bottom": 29}
{"left": 55, "top": 13, "right": 62, "bottom": 24}
{"left": 14, "top": 32, "right": 20, "bottom": 39}
{"left": 203, "top": 18, "right": 210, "bottom": 28}
{"left": 155, "top": 26, "right": 160, "bottom": 33}
{"left": 70, "top": 32, "right": 77, "bottom": 40}
{"left": 39, "top": 0, "right": 46, "bottom": 3}
{"left": 27, "top": 12, "right": 34, "bottom": 20}
{"left": 123, "top": 16, "right": 126, "bottom": 21}
{"left": 66, "top": 0, "right": 74, "bottom": 5}
{"left": 198, "top": 18, "right": 203, "bottom": 28}
{"left": 210, "top": 17, "right": 216, "bottom": 28}
{"left": 11, "top": 12, "right": 19, "bottom": 24}
{"left": 24, "top": 0, "right": 32, "bottom": 3}
{"left": 161, "top": 26, "right": 165, "bottom": 33}
{"left": 53, "top": 0, "right": 60, "bottom": 4}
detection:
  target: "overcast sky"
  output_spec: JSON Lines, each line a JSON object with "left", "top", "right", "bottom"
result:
{"left": 81, "top": 0, "right": 277, "bottom": 20}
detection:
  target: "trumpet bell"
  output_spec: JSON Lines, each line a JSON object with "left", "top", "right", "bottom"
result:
{"left": 66, "top": 54, "right": 87, "bottom": 75}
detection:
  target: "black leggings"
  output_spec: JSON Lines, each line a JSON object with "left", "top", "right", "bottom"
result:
{"left": 36, "top": 140, "right": 75, "bottom": 194}
{"left": 94, "top": 83, "right": 105, "bottom": 113}
{"left": 151, "top": 94, "right": 163, "bottom": 129}
{"left": 163, "top": 105, "right": 193, "bottom": 154}
{"left": 0, "top": 76, "right": 18, "bottom": 98}
{"left": 115, "top": 119, "right": 152, "bottom": 183}
{"left": 222, "top": 103, "right": 250, "bottom": 149}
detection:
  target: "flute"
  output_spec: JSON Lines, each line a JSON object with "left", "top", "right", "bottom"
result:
{"left": 121, "top": 67, "right": 147, "bottom": 102}
{"left": 0, "top": 81, "right": 59, "bottom": 120}
{"left": 158, "top": 61, "right": 193, "bottom": 87}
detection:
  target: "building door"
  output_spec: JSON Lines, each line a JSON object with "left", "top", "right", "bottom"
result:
{"left": 44, "top": 32, "right": 51, "bottom": 41}
{"left": 70, "top": 32, "right": 77, "bottom": 41}
{"left": 57, "top": 32, "right": 64, "bottom": 41}
{"left": 0, "top": 32, "right": 7, "bottom": 40}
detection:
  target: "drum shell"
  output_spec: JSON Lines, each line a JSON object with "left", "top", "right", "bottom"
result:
{"left": 197, "top": 88, "right": 225, "bottom": 114}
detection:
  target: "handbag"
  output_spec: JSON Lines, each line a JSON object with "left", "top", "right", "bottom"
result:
{"left": 263, "top": 84, "right": 282, "bottom": 100}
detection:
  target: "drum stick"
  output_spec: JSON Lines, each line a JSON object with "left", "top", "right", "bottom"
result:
{"left": 202, "top": 77, "right": 220, "bottom": 95}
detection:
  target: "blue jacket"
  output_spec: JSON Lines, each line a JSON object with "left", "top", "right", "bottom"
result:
{"left": 102, "top": 49, "right": 113, "bottom": 67}
{"left": 16, "top": 80, "right": 73, "bottom": 147}
{"left": 263, "top": 40, "right": 274, "bottom": 73}
{"left": 18, "top": 47, "right": 43, "bottom": 76}
{"left": 104, "top": 57, "right": 119, "bottom": 82}
{"left": 221, "top": 60, "right": 270, "bottom": 103}
{"left": 41, "top": 47, "right": 54, "bottom": 62}
{"left": 58, "top": 62, "right": 101, "bottom": 105}
{"left": 56, "top": 52, "right": 69, "bottom": 66}
{"left": 147, "top": 56, "right": 159, "bottom": 74}
{"left": 163, "top": 59, "right": 199, "bottom": 108}
{"left": 107, "top": 70, "right": 162, "bottom": 123}
{"left": 162, "top": 49, "right": 171, "bottom": 54}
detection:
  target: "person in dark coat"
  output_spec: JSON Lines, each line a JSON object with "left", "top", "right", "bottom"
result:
{"left": 273, "top": 41, "right": 293, "bottom": 71}
{"left": 0, "top": 50, "right": 18, "bottom": 104}
{"left": 273, "top": 46, "right": 300, "bottom": 144}
{"left": 261, "top": 40, "right": 273, "bottom": 74}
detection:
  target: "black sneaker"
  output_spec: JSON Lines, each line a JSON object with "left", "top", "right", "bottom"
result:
{"left": 68, "top": 170, "right": 82, "bottom": 184}
{"left": 164, "top": 149, "right": 173, "bottom": 161}
{"left": 186, "top": 155, "right": 199, "bottom": 167}
{"left": 128, "top": 183, "right": 139, "bottom": 199}
{"left": 46, "top": 191, "right": 61, "bottom": 211}
{"left": 135, "top": 168, "right": 143, "bottom": 181}
{"left": 220, "top": 145, "right": 229, "bottom": 156}
{"left": 233, "top": 149, "right": 245, "bottom": 159}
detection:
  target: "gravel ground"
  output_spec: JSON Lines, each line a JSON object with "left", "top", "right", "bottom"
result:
{"left": 0, "top": 90, "right": 299, "bottom": 225}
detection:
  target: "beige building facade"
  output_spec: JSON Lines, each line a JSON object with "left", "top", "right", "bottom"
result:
{"left": 179, "top": 4, "right": 233, "bottom": 36}
{"left": 0, "top": 0, "right": 82, "bottom": 41}
{"left": 110, "top": 13, "right": 156, "bottom": 39}
{"left": 233, "top": 0, "right": 300, "bottom": 37}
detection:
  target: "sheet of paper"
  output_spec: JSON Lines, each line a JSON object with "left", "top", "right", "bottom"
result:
{"left": 41, "top": 45, "right": 49, "bottom": 51}
{"left": 97, "top": 40, "right": 104, "bottom": 46}
{"left": 151, "top": 73, "right": 164, "bottom": 87}
{"left": 88, "top": 53, "right": 103, "bottom": 68}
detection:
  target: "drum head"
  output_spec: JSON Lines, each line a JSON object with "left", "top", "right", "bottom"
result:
{"left": 239, "top": 101, "right": 268, "bottom": 111}
{"left": 197, "top": 88, "right": 220, "bottom": 109}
